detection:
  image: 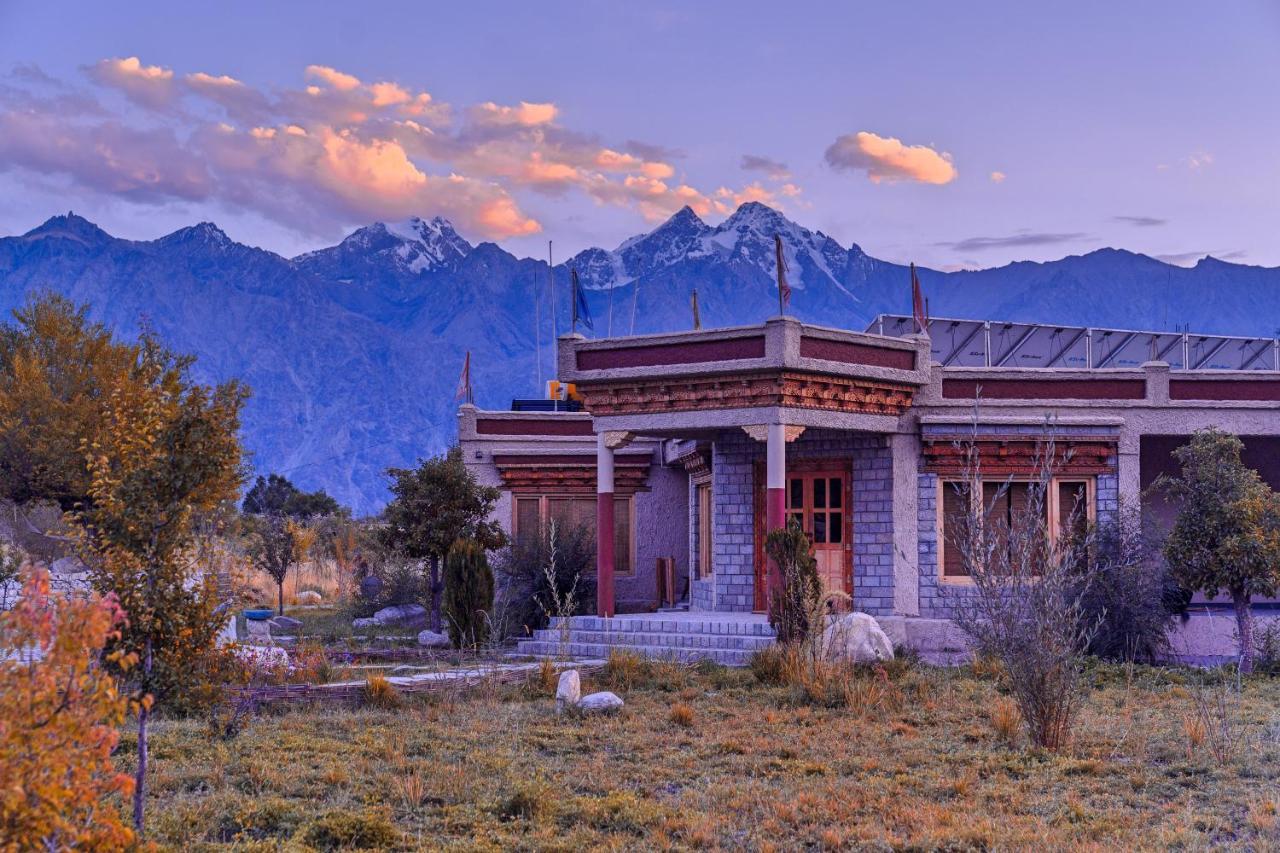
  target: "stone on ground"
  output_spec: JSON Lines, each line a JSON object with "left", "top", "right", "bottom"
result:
{"left": 270, "top": 615, "right": 303, "bottom": 632}
{"left": 353, "top": 603, "right": 428, "bottom": 629}
{"left": 822, "top": 612, "right": 895, "bottom": 663}
{"left": 296, "top": 590, "right": 323, "bottom": 605}
{"left": 417, "top": 629, "right": 450, "bottom": 648}
{"left": 578, "top": 691, "right": 624, "bottom": 713}
{"left": 234, "top": 645, "right": 290, "bottom": 670}
{"left": 555, "top": 669, "right": 581, "bottom": 710}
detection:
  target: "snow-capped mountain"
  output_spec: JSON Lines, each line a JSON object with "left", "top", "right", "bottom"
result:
{"left": 1, "top": 205, "right": 1277, "bottom": 513}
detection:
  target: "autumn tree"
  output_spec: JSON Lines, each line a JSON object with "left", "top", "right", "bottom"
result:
{"left": 0, "top": 567, "right": 137, "bottom": 849}
{"left": 382, "top": 447, "right": 505, "bottom": 631}
{"left": 0, "top": 294, "right": 247, "bottom": 832}
{"left": 1162, "top": 429, "right": 1280, "bottom": 674}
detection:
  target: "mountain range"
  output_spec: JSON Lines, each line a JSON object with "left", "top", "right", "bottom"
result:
{"left": 2, "top": 202, "right": 1277, "bottom": 514}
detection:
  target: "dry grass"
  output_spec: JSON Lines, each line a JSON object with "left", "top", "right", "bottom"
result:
{"left": 126, "top": 662, "right": 1280, "bottom": 849}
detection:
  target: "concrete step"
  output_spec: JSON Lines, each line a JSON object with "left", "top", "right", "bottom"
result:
{"left": 514, "top": 639, "right": 757, "bottom": 667}
{"left": 530, "top": 629, "right": 775, "bottom": 650}
{"left": 550, "top": 616, "right": 776, "bottom": 637}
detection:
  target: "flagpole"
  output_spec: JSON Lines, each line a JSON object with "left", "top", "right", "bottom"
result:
{"left": 548, "top": 240, "right": 557, "bottom": 385}
{"left": 534, "top": 270, "right": 542, "bottom": 394}
{"left": 571, "top": 268, "right": 578, "bottom": 336}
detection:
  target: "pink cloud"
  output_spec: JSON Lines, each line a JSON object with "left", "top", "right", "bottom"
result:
{"left": 305, "top": 65, "right": 361, "bottom": 91}
{"left": 86, "top": 56, "right": 176, "bottom": 108}
{"left": 825, "top": 131, "right": 957, "bottom": 185}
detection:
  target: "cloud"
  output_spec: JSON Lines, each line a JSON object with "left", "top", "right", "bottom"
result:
{"left": 1155, "top": 249, "right": 1246, "bottom": 266}
{"left": 1185, "top": 151, "right": 1213, "bottom": 170}
{"left": 305, "top": 65, "right": 361, "bottom": 92}
{"left": 740, "top": 154, "right": 790, "bottom": 179}
{"left": 937, "top": 231, "right": 1089, "bottom": 252}
{"left": 1, "top": 58, "right": 796, "bottom": 242}
{"left": 86, "top": 56, "right": 176, "bottom": 108}
{"left": 989, "top": 171, "right": 1006, "bottom": 183}
{"left": 1113, "top": 215, "right": 1167, "bottom": 227}
{"left": 825, "top": 131, "right": 956, "bottom": 185}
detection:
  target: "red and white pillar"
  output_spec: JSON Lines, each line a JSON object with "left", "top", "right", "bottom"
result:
{"left": 765, "top": 422, "right": 786, "bottom": 605}
{"left": 596, "top": 432, "right": 615, "bottom": 617}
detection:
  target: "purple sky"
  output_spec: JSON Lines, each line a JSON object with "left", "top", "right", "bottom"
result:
{"left": 1, "top": 0, "right": 1278, "bottom": 269}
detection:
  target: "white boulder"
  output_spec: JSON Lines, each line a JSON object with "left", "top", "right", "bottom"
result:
{"left": 578, "top": 691, "right": 624, "bottom": 713}
{"left": 296, "top": 590, "right": 323, "bottom": 605}
{"left": 821, "top": 612, "right": 895, "bottom": 664}
{"left": 417, "top": 629, "right": 450, "bottom": 648}
{"left": 555, "top": 669, "right": 581, "bottom": 710}
{"left": 234, "top": 645, "right": 290, "bottom": 671}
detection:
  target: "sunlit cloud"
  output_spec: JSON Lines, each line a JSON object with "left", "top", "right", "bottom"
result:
{"left": 825, "top": 131, "right": 957, "bottom": 185}
{"left": 740, "top": 154, "right": 790, "bottom": 179}
{"left": 0, "top": 59, "right": 798, "bottom": 242}
{"left": 989, "top": 171, "right": 1006, "bottom": 183}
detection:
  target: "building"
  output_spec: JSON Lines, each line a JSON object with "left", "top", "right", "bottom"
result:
{"left": 459, "top": 315, "right": 1280, "bottom": 663}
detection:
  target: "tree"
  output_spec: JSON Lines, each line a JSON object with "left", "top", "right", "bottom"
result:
{"left": 382, "top": 447, "right": 505, "bottom": 631}
{"left": 0, "top": 566, "right": 137, "bottom": 849}
{"left": 443, "top": 538, "right": 495, "bottom": 649}
{"left": 243, "top": 473, "right": 342, "bottom": 519}
{"left": 0, "top": 294, "right": 246, "bottom": 832}
{"left": 764, "top": 521, "right": 823, "bottom": 646}
{"left": 249, "top": 514, "right": 297, "bottom": 615}
{"left": 1162, "top": 429, "right": 1280, "bottom": 674}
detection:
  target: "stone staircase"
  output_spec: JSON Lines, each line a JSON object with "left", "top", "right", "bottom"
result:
{"left": 515, "top": 614, "right": 777, "bottom": 667}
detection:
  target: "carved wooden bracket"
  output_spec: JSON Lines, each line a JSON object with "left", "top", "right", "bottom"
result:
{"left": 602, "top": 430, "right": 635, "bottom": 450}
{"left": 740, "top": 425, "right": 806, "bottom": 443}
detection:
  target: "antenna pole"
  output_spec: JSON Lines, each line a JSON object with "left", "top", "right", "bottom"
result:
{"left": 630, "top": 277, "right": 640, "bottom": 335}
{"left": 607, "top": 276, "right": 615, "bottom": 338}
{"left": 534, "top": 270, "right": 542, "bottom": 393}
{"left": 548, "top": 241, "right": 557, "bottom": 380}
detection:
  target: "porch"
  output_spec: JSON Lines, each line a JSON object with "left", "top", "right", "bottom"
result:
{"left": 515, "top": 611, "right": 776, "bottom": 667}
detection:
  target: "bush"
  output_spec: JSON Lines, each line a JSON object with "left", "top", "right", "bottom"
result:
{"left": 443, "top": 538, "right": 495, "bottom": 649}
{"left": 1072, "top": 508, "right": 1184, "bottom": 663}
{"left": 353, "top": 557, "right": 429, "bottom": 618}
{"left": 493, "top": 523, "right": 595, "bottom": 634}
{"left": 764, "top": 521, "right": 822, "bottom": 645}
{"left": 361, "top": 675, "right": 403, "bottom": 710}
{"left": 297, "top": 810, "right": 401, "bottom": 850}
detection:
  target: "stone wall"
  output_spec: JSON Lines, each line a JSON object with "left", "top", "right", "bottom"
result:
{"left": 708, "top": 428, "right": 898, "bottom": 615}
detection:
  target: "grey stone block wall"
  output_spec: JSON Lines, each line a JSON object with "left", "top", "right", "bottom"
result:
{"left": 708, "top": 428, "right": 898, "bottom": 615}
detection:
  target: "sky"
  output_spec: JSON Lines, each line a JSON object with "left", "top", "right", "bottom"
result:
{"left": 1, "top": 0, "right": 1278, "bottom": 269}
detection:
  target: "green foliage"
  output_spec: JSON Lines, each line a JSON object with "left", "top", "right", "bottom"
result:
{"left": 354, "top": 557, "right": 430, "bottom": 617}
{"left": 764, "top": 521, "right": 822, "bottom": 645}
{"left": 443, "top": 538, "right": 495, "bottom": 649}
{"left": 1161, "top": 429, "right": 1280, "bottom": 673}
{"left": 382, "top": 447, "right": 505, "bottom": 630}
{"left": 296, "top": 810, "right": 401, "bottom": 850}
{"left": 243, "top": 473, "right": 344, "bottom": 519}
{"left": 493, "top": 522, "right": 595, "bottom": 634}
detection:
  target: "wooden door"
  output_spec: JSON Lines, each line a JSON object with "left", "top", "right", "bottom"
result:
{"left": 786, "top": 470, "right": 852, "bottom": 603}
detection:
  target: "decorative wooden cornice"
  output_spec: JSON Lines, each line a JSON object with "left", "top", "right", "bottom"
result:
{"left": 577, "top": 370, "right": 913, "bottom": 417}
{"left": 673, "top": 444, "right": 712, "bottom": 482}
{"left": 493, "top": 453, "right": 652, "bottom": 494}
{"left": 602, "top": 430, "right": 635, "bottom": 449}
{"left": 921, "top": 439, "right": 1116, "bottom": 476}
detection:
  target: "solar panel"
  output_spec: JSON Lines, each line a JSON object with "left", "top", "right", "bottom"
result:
{"left": 869, "top": 315, "right": 1280, "bottom": 372}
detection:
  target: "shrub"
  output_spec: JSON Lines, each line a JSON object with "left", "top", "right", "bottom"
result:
{"left": 750, "top": 644, "right": 794, "bottom": 686}
{"left": 0, "top": 567, "right": 137, "bottom": 849}
{"left": 297, "top": 810, "right": 401, "bottom": 850}
{"left": 353, "top": 557, "right": 429, "bottom": 618}
{"left": 669, "top": 702, "right": 695, "bottom": 727}
{"left": 443, "top": 538, "right": 495, "bottom": 649}
{"left": 361, "top": 675, "right": 403, "bottom": 710}
{"left": 764, "top": 521, "right": 822, "bottom": 645}
{"left": 493, "top": 522, "right": 595, "bottom": 634}
{"left": 947, "top": 435, "right": 1098, "bottom": 751}
{"left": 1072, "top": 507, "right": 1183, "bottom": 663}
{"left": 990, "top": 696, "right": 1021, "bottom": 744}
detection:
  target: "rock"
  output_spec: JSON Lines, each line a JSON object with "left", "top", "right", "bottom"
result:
{"left": 296, "top": 590, "right": 323, "bottom": 605}
{"left": 821, "top": 612, "right": 895, "bottom": 664}
{"left": 246, "top": 618, "right": 273, "bottom": 638}
{"left": 417, "top": 629, "right": 450, "bottom": 648}
{"left": 234, "top": 645, "right": 289, "bottom": 670}
{"left": 578, "top": 691, "right": 624, "bottom": 713}
{"left": 216, "top": 615, "right": 238, "bottom": 647}
{"left": 555, "top": 670, "right": 581, "bottom": 710}
{"left": 270, "top": 615, "right": 303, "bottom": 632}
{"left": 354, "top": 604, "right": 428, "bottom": 630}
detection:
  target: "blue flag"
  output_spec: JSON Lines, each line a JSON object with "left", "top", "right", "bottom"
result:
{"left": 572, "top": 269, "right": 593, "bottom": 331}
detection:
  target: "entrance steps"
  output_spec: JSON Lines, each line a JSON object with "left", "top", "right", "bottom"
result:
{"left": 514, "top": 614, "right": 776, "bottom": 667}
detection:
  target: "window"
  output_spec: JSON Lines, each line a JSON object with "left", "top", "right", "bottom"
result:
{"left": 696, "top": 483, "right": 713, "bottom": 577}
{"left": 938, "top": 477, "right": 1094, "bottom": 582}
{"left": 513, "top": 494, "right": 633, "bottom": 576}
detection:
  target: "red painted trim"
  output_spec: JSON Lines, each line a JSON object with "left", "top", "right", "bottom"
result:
{"left": 475, "top": 418, "right": 594, "bottom": 436}
{"left": 596, "top": 491, "right": 615, "bottom": 618}
{"left": 491, "top": 453, "right": 650, "bottom": 466}
{"left": 1169, "top": 379, "right": 1280, "bottom": 401}
{"left": 576, "top": 335, "right": 766, "bottom": 370}
{"left": 799, "top": 336, "right": 915, "bottom": 371}
{"left": 942, "top": 378, "right": 1146, "bottom": 400}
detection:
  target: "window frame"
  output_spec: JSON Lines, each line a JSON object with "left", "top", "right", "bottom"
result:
{"left": 512, "top": 493, "right": 636, "bottom": 577}
{"left": 696, "top": 482, "right": 713, "bottom": 578}
{"left": 935, "top": 475, "right": 1095, "bottom": 585}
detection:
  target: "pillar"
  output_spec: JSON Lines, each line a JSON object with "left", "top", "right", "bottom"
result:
{"left": 765, "top": 422, "right": 786, "bottom": 605}
{"left": 596, "top": 432, "right": 615, "bottom": 617}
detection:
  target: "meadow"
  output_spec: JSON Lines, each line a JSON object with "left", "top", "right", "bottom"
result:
{"left": 127, "top": 655, "right": 1280, "bottom": 851}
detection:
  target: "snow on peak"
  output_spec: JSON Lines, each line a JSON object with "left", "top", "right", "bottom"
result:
{"left": 371, "top": 216, "right": 472, "bottom": 272}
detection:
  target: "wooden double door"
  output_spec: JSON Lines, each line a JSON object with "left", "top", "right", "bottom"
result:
{"left": 754, "top": 461, "right": 853, "bottom": 611}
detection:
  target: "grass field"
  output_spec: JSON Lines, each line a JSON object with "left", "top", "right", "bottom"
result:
{"left": 127, "top": 657, "right": 1280, "bottom": 850}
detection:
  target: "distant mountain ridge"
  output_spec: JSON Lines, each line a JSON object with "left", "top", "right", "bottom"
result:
{"left": 2, "top": 205, "right": 1277, "bottom": 514}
